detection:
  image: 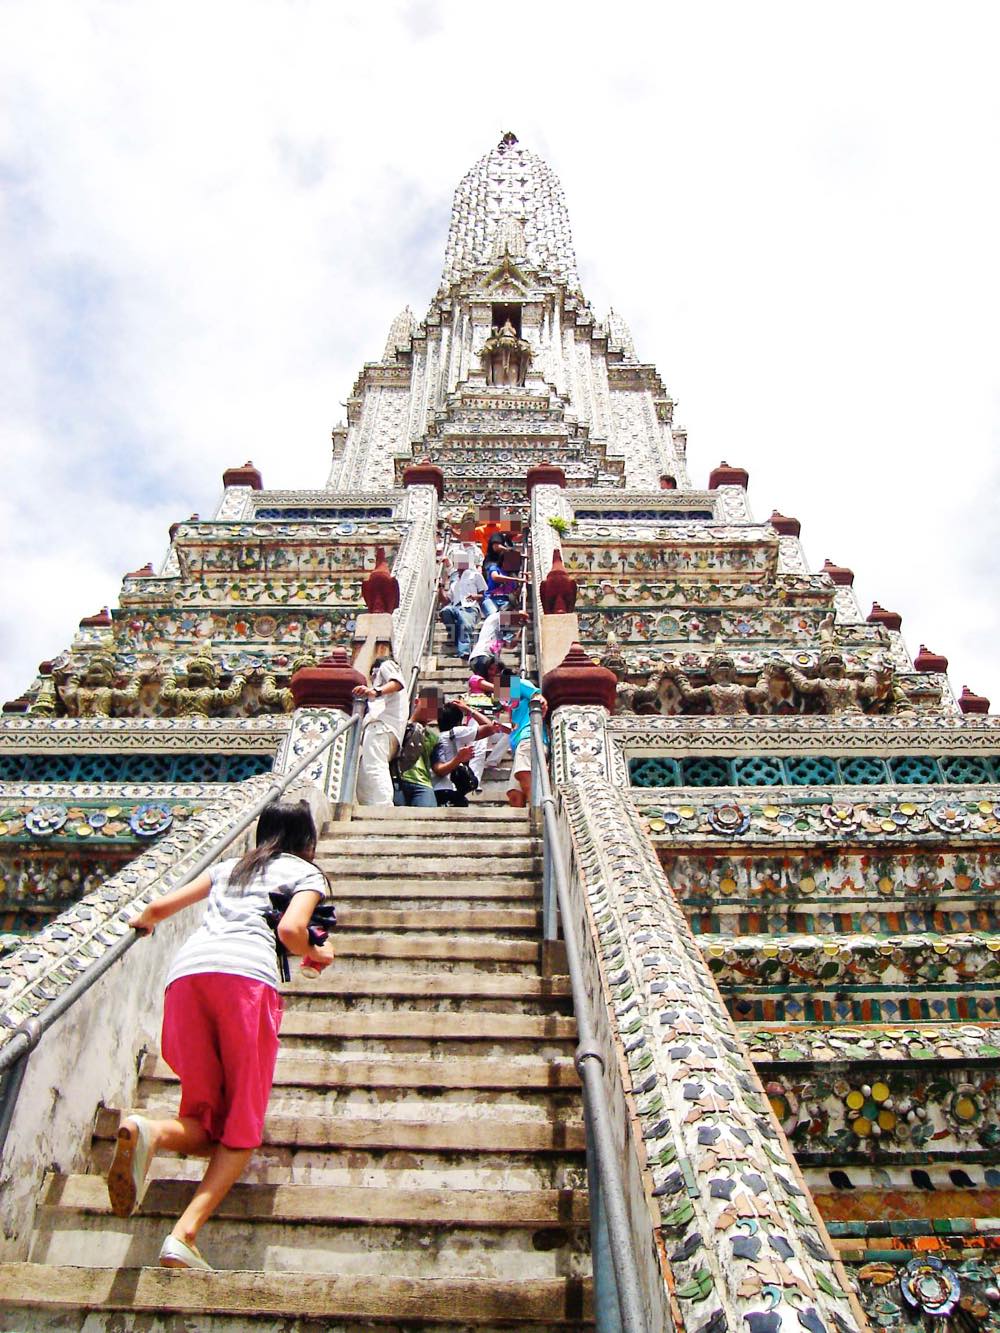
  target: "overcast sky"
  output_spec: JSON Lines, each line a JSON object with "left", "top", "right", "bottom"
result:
{"left": 2, "top": 1, "right": 998, "bottom": 709}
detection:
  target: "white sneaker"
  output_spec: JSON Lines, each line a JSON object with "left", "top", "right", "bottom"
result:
{"left": 106, "top": 1114, "right": 153, "bottom": 1218}
{"left": 159, "top": 1234, "right": 213, "bottom": 1270}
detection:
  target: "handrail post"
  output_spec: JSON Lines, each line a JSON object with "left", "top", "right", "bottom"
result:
{"left": 340, "top": 697, "right": 367, "bottom": 805}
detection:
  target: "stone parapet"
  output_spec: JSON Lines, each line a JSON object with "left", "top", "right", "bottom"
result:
{"left": 560, "top": 779, "right": 863, "bottom": 1333}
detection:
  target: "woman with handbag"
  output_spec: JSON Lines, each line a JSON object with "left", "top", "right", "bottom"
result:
{"left": 107, "top": 799, "right": 334, "bottom": 1270}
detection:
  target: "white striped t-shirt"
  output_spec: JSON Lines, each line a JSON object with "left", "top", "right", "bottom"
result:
{"left": 165, "top": 854, "right": 327, "bottom": 990}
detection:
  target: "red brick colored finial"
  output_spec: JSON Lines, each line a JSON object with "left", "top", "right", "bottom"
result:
{"left": 222, "top": 461, "right": 263, "bottom": 490}
{"left": 525, "top": 463, "right": 566, "bottom": 494}
{"left": 959, "top": 685, "right": 990, "bottom": 715}
{"left": 361, "top": 546, "right": 400, "bottom": 614}
{"left": 542, "top": 642, "right": 618, "bottom": 714}
{"left": 659, "top": 474, "right": 678, "bottom": 490}
{"left": 402, "top": 462, "right": 444, "bottom": 498}
{"left": 127, "top": 563, "right": 155, "bottom": 578}
{"left": 708, "top": 461, "right": 749, "bottom": 490}
{"left": 822, "top": 559, "right": 855, "bottom": 587}
{"left": 914, "top": 644, "right": 949, "bottom": 673}
{"left": 768, "top": 510, "right": 801, "bottom": 537}
{"left": 867, "top": 602, "right": 902, "bottom": 632}
{"left": 539, "top": 548, "right": 577, "bottom": 614}
{"left": 79, "top": 608, "right": 112, "bottom": 628}
{"left": 289, "top": 647, "right": 366, "bottom": 714}
{"left": 2, "top": 693, "right": 31, "bottom": 714}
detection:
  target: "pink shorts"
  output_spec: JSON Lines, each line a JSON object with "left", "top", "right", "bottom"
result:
{"left": 161, "top": 973, "right": 282, "bottom": 1150}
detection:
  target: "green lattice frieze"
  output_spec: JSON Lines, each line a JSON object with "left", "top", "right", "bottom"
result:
{"left": 630, "top": 753, "right": 1000, "bottom": 788}
{"left": 0, "top": 752, "right": 272, "bottom": 783}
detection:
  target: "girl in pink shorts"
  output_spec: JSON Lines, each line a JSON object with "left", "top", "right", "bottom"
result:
{"left": 106, "top": 799, "right": 334, "bottom": 1270}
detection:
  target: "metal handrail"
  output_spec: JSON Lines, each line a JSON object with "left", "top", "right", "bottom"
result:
{"left": 409, "top": 545, "right": 449, "bottom": 707}
{"left": 0, "top": 707, "right": 361, "bottom": 1151}
{"left": 528, "top": 695, "right": 648, "bottom": 1333}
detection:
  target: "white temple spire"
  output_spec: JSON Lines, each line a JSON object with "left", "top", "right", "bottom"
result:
{"left": 606, "top": 307, "right": 638, "bottom": 362}
{"left": 440, "top": 134, "right": 580, "bottom": 292}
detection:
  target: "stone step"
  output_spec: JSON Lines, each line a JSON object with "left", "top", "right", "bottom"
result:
{"left": 280, "top": 1010, "right": 577, "bottom": 1042}
{"left": 319, "top": 856, "right": 542, "bottom": 877}
{"left": 341, "top": 819, "right": 531, "bottom": 838}
{"left": 94, "top": 1107, "right": 587, "bottom": 1154}
{"left": 329, "top": 933, "right": 539, "bottom": 962}
{"left": 334, "top": 907, "right": 540, "bottom": 932}
{"left": 328, "top": 878, "right": 538, "bottom": 901}
{"left": 342, "top": 804, "right": 530, "bottom": 821}
{"left": 31, "top": 1215, "right": 589, "bottom": 1282}
{"left": 282, "top": 970, "right": 570, "bottom": 1001}
{"left": 0, "top": 1265, "right": 594, "bottom": 1328}
{"left": 42, "top": 1174, "right": 589, "bottom": 1229}
{"left": 89, "top": 1139, "right": 586, "bottom": 1194}
{"left": 141, "top": 1052, "right": 580, "bottom": 1091}
{"left": 318, "top": 836, "right": 539, "bottom": 857}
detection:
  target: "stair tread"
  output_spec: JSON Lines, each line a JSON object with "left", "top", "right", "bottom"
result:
{"left": 336, "top": 908, "right": 539, "bottom": 930}
{"left": 143, "top": 1052, "right": 579, "bottom": 1089}
{"left": 280, "top": 1012, "right": 577, "bottom": 1039}
{"left": 282, "top": 971, "right": 570, "bottom": 998}
{"left": 0, "top": 1264, "right": 593, "bottom": 1324}
{"left": 43, "top": 1175, "right": 589, "bottom": 1227}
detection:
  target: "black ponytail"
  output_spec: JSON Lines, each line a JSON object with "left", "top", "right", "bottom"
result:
{"left": 228, "top": 799, "right": 318, "bottom": 892}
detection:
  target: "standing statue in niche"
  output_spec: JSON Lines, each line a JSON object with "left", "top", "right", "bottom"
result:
{"left": 773, "top": 650, "right": 893, "bottom": 715}
{"left": 56, "top": 653, "right": 145, "bottom": 717}
{"left": 159, "top": 652, "right": 248, "bottom": 717}
{"left": 663, "top": 653, "right": 773, "bottom": 716}
{"left": 481, "top": 318, "right": 532, "bottom": 387}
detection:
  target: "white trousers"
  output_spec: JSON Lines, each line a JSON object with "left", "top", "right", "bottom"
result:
{"left": 356, "top": 722, "right": 398, "bottom": 806}
{"left": 471, "top": 729, "right": 511, "bottom": 782}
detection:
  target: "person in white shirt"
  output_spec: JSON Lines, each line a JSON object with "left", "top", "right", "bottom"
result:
{"left": 468, "top": 609, "right": 528, "bottom": 675}
{"left": 440, "top": 558, "right": 487, "bottom": 658}
{"left": 353, "top": 651, "right": 407, "bottom": 806}
{"left": 431, "top": 700, "right": 504, "bottom": 806}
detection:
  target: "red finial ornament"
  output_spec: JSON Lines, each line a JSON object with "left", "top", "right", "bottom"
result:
{"left": 361, "top": 547, "right": 400, "bottom": 614}
{"left": 79, "top": 608, "right": 112, "bottom": 628}
{"left": 822, "top": 559, "right": 855, "bottom": 587}
{"left": 289, "top": 647, "right": 366, "bottom": 714}
{"left": 914, "top": 645, "right": 949, "bottom": 673}
{"left": 959, "top": 686, "right": 990, "bottom": 715}
{"left": 222, "top": 461, "right": 263, "bottom": 490}
{"left": 539, "top": 549, "right": 577, "bottom": 614}
{"left": 867, "top": 602, "right": 902, "bottom": 632}
{"left": 402, "top": 462, "right": 444, "bottom": 498}
{"left": 708, "top": 461, "right": 749, "bottom": 489}
{"left": 526, "top": 464, "right": 566, "bottom": 493}
{"left": 542, "top": 643, "right": 618, "bottom": 714}
{"left": 768, "top": 511, "right": 801, "bottom": 537}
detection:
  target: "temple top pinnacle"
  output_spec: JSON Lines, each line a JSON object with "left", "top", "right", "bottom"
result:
{"left": 439, "top": 136, "right": 580, "bottom": 294}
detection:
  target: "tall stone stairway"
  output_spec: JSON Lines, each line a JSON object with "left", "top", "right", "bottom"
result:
{"left": 0, "top": 630, "right": 593, "bottom": 1329}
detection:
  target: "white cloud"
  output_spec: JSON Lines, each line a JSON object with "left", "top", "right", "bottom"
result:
{"left": 1, "top": 0, "right": 998, "bottom": 706}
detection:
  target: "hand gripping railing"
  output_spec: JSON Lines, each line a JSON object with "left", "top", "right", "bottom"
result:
{"left": 528, "top": 695, "right": 648, "bottom": 1333}
{"left": 0, "top": 706, "right": 362, "bottom": 1156}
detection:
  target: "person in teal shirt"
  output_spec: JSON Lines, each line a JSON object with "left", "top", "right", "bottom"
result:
{"left": 500, "top": 667, "right": 547, "bottom": 807}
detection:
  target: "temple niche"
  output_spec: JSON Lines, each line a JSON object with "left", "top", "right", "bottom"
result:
{"left": 481, "top": 317, "right": 532, "bottom": 387}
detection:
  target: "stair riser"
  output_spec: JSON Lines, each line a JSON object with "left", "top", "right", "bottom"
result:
{"left": 333, "top": 911, "right": 541, "bottom": 931}
{"left": 279, "top": 1037, "right": 576, "bottom": 1058}
{"left": 1, "top": 1317, "right": 586, "bottom": 1332}
{"left": 281, "top": 997, "right": 572, "bottom": 1018}
{"left": 90, "top": 1144, "right": 587, "bottom": 1192}
{"left": 320, "top": 858, "right": 542, "bottom": 876}
{"left": 319, "top": 839, "right": 539, "bottom": 857}
{"left": 31, "top": 1220, "right": 591, "bottom": 1281}
{"left": 139, "top": 1060, "right": 580, "bottom": 1093}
